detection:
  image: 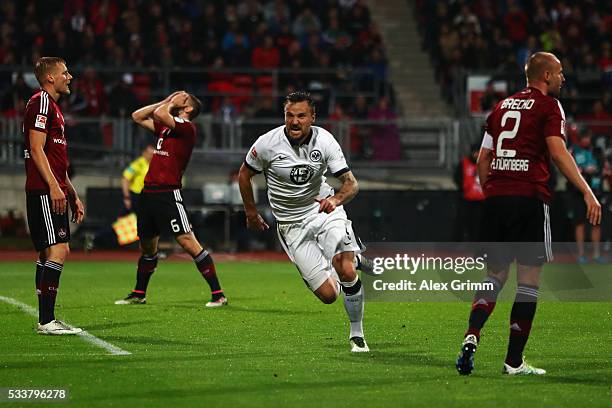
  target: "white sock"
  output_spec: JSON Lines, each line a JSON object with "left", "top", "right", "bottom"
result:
{"left": 341, "top": 276, "right": 364, "bottom": 339}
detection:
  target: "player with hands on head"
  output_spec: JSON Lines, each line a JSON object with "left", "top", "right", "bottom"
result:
{"left": 115, "top": 90, "right": 228, "bottom": 308}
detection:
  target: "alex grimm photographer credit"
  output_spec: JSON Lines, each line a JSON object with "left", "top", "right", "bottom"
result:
{"left": 0, "top": 1, "right": 611, "bottom": 407}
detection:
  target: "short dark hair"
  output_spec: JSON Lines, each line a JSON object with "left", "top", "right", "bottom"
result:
{"left": 187, "top": 94, "right": 202, "bottom": 120}
{"left": 284, "top": 91, "right": 316, "bottom": 114}
{"left": 34, "top": 57, "right": 66, "bottom": 85}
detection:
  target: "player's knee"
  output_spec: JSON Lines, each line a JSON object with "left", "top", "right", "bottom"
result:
{"left": 315, "top": 280, "right": 339, "bottom": 304}
{"left": 320, "top": 295, "right": 336, "bottom": 304}
{"left": 139, "top": 239, "right": 158, "bottom": 256}
{"left": 48, "top": 243, "right": 70, "bottom": 263}
{"left": 176, "top": 233, "right": 200, "bottom": 254}
{"left": 318, "top": 290, "right": 338, "bottom": 304}
{"left": 332, "top": 255, "right": 356, "bottom": 282}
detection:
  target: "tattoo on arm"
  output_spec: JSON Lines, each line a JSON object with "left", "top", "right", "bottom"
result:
{"left": 333, "top": 171, "right": 359, "bottom": 206}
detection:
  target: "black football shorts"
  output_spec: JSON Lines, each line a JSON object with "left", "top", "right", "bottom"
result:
{"left": 26, "top": 193, "right": 71, "bottom": 252}
{"left": 137, "top": 189, "right": 193, "bottom": 239}
{"left": 481, "top": 196, "right": 552, "bottom": 267}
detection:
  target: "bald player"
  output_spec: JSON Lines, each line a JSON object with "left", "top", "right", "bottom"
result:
{"left": 456, "top": 52, "right": 601, "bottom": 375}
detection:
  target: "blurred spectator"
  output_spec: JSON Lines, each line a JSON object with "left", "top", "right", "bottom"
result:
{"left": 568, "top": 131, "right": 607, "bottom": 263}
{"left": 453, "top": 143, "right": 485, "bottom": 242}
{"left": 479, "top": 81, "right": 501, "bottom": 114}
{"left": 579, "top": 100, "right": 612, "bottom": 137}
{"left": 108, "top": 74, "right": 140, "bottom": 118}
{"left": 504, "top": 2, "right": 528, "bottom": 45}
{"left": 1, "top": 72, "right": 32, "bottom": 116}
{"left": 75, "top": 67, "right": 108, "bottom": 117}
{"left": 0, "top": 209, "right": 27, "bottom": 238}
{"left": 245, "top": 96, "right": 277, "bottom": 146}
{"left": 453, "top": 4, "right": 481, "bottom": 36}
{"left": 367, "top": 97, "right": 401, "bottom": 160}
{"left": 415, "top": 1, "right": 612, "bottom": 115}
{"left": 328, "top": 103, "right": 362, "bottom": 158}
{"left": 0, "top": 0, "right": 390, "bottom": 119}
{"left": 251, "top": 35, "right": 280, "bottom": 69}
{"left": 292, "top": 8, "right": 322, "bottom": 39}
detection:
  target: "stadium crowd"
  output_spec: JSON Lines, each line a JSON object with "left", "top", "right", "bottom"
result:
{"left": 0, "top": 0, "right": 390, "bottom": 120}
{"left": 415, "top": 0, "right": 612, "bottom": 121}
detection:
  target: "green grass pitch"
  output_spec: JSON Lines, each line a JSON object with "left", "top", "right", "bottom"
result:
{"left": 1, "top": 260, "right": 610, "bottom": 407}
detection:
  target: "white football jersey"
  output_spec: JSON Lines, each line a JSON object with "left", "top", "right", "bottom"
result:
{"left": 245, "top": 125, "right": 350, "bottom": 222}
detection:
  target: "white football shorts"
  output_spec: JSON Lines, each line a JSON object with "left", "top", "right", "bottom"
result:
{"left": 276, "top": 207, "right": 361, "bottom": 291}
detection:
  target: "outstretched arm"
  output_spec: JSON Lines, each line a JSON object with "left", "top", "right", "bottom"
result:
{"left": 238, "top": 163, "right": 269, "bottom": 231}
{"left": 547, "top": 136, "right": 601, "bottom": 225}
{"left": 317, "top": 171, "right": 359, "bottom": 213}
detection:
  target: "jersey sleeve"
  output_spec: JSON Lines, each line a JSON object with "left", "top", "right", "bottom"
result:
{"left": 24, "top": 96, "right": 51, "bottom": 134}
{"left": 325, "top": 134, "right": 350, "bottom": 177}
{"left": 244, "top": 136, "right": 268, "bottom": 174}
{"left": 543, "top": 98, "right": 566, "bottom": 140}
{"left": 153, "top": 120, "right": 164, "bottom": 135}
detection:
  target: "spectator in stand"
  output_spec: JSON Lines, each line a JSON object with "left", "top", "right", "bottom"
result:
{"left": 323, "top": 15, "right": 352, "bottom": 50}
{"left": 238, "top": 0, "right": 264, "bottom": 35}
{"left": 454, "top": 143, "right": 485, "bottom": 242}
{"left": 246, "top": 96, "right": 277, "bottom": 147}
{"left": 108, "top": 74, "right": 139, "bottom": 118}
{"left": 0, "top": 0, "right": 391, "bottom": 117}
{"left": 0, "top": 209, "right": 27, "bottom": 238}
{"left": 438, "top": 23, "right": 460, "bottom": 63}
{"left": 1, "top": 72, "right": 32, "bottom": 115}
{"left": 540, "top": 24, "right": 562, "bottom": 52}
{"left": 479, "top": 81, "right": 501, "bottom": 114}
{"left": 504, "top": 1, "right": 528, "bottom": 46}
{"left": 600, "top": 42, "right": 612, "bottom": 85}
{"left": 226, "top": 32, "right": 251, "bottom": 67}
{"left": 292, "top": 8, "right": 322, "bottom": 40}
{"left": 568, "top": 131, "right": 607, "bottom": 263}
{"left": 75, "top": 67, "right": 107, "bottom": 117}
{"left": 580, "top": 100, "right": 612, "bottom": 137}
{"left": 89, "top": 0, "right": 119, "bottom": 36}
{"left": 453, "top": 4, "right": 481, "bottom": 36}
{"left": 328, "top": 103, "right": 361, "bottom": 158}
{"left": 264, "top": 0, "right": 290, "bottom": 31}
{"left": 251, "top": 34, "right": 280, "bottom": 69}
{"left": 367, "top": 96, "right": 401, "bottom": 161}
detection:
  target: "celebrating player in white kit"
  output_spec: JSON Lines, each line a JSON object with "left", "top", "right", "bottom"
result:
{"left": 238, "top": 91, "right": 369, "bottom": 352}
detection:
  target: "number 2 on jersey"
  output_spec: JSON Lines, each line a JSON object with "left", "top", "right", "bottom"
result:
{"left": 497, "top": 110, "right": 521, "bottom": 158}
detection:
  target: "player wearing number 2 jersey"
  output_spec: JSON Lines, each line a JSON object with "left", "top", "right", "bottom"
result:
{"left": 456, "top": 52, "right": 601, "bottom": 376}
{"left": 115, "top": 91, "right": 227, "bottom": 308}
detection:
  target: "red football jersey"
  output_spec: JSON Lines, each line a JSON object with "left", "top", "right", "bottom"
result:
{"left": 483, "top": 87, "right": 566, "bottom": 203}
{"left": 23, "top": 90, "right": 68, "bottom": 193}
{"left": 143, "top": 118, "right": 196, "bottom": 191}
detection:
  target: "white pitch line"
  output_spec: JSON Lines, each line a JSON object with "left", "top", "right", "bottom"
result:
{"left": 0, "top": 295, "right": 131, "bottom": 356}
